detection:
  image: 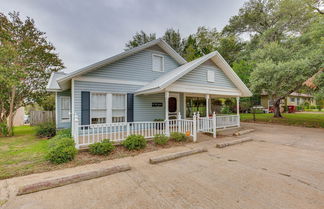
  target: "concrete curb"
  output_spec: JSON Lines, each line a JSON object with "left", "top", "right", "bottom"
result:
{"left": 17, "top": 164, "right": 131, "bottom": 196}
{"left": 216, "top": 137, "right": 253, "bottom": 148}
{"left": 233, "top": 129, "right": 255, "bottom": 136}
{"left": 149, "top": 147, "right": 208, "bottom": 164}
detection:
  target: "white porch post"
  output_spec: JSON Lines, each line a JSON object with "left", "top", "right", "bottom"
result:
{"left": 212, "top": 112, "right": 216, "bottom": 138}
{"left": 165, "top": 91, "right": 170, "bottom": 136}
{"left": 205, "top": 94, "right": 210, "bottom": 118}
{"left": 177, "top": 112, "right": 181, "bottom": 132}
{"left": 236, "top": 97, "right": 240, "bottom": 127}
{"left": 74, "top": 114, "right": 79, "bottom": 149}
{"left": 193, "top": 112, "right": 197, "bottom": 142}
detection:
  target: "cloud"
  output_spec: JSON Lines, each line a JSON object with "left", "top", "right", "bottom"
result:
{"left": 1, "top": 0, "right": 245, "bottom": 72}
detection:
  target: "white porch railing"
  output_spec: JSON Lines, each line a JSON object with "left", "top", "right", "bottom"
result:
{"left": 73, "top": 112, "right": 239, "bottom": 149}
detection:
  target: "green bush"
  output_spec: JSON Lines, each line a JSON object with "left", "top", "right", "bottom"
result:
{"left": 153, "top": 134, "right": 169, "bottom": 145}
{"left": 220, "top": 106, "right": 232, "bottom": 114}
{"left": 0, "top": 123, "right": 8, "bottom": 136}
{"left": 46, "top": 137, "right": 77, "bottom": 164}
{"left": 310, "top": 105, "right": 317, "bottom": 109}
{"left": 36, "top": 122, "right": 56, "bottom": 138}
{"left": 122, "top": 134, "right": 146, "bottom": 150}
{"left": 89, "top": 139, "right": 115, "bottom": 155}
{"left": 56, "top": 128, "right": 71, "bottom": 138}
{"left": 170, "top": 132, "right": 187, "bottom": 142}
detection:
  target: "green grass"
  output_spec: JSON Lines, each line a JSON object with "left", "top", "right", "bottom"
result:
{"left": 0, "top": 126, "right": 49, "bottom": 179}
{"left": 304, "top": 109, "right": 324, "bottom": 112}
{"left": 240, "top": 113, "right": 324, "bottom": 128}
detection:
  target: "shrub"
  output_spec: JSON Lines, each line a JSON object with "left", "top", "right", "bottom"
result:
{"left": 122, "top": 134, "right": 146, "bottom": 150}
{"left": 36, "top": 122, "right": 56, "bottom": 138}
{"left": 221, "top": 106, "right": 232, "bottom": 114}
{"left": 56, "top": 128, "right": 71, "bottom": 138}
{"left": 0, "top": 123, "right": 8, "bottom": 136}
{"left": 46, "top": 137, "right": 77, "bottom": 164}
{"left": 89, "top": 139, "right": 115, "bottom": 155}
{"left": 310, "top": 105, "right": 317, "bottom": 109}
{"left": 153, "top": 134, "right": 169, "bottom": 145}
{"left": 170, "top": 132, "right": 187, "bottom": 142}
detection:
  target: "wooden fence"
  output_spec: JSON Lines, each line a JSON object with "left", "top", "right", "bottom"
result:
{"left": 30, "top": 111, "right": 55, "bottom": 126}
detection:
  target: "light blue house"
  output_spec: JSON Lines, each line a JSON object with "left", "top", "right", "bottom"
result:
{"left": 47, "top": 39, "right": 252, "bottom": 140}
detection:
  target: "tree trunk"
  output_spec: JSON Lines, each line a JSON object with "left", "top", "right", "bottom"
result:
{"left": 8, "top": 87, "right": 16, "bottom": 136}
{"left": 273, "top": 99, "right": 282, "bottom": 118}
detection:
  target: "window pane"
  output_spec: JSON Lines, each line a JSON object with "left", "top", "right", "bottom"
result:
{"left": 153, "top": 55, "right": 163, "bottom": 72}
{"left": 112, "top": 94, "right": 125, "bottom": 109}
{"left": 91, "top": 93, "right": 106, "bottom": 109}
{"left": 61, "top": 97, "right": 70, "bottom": 120}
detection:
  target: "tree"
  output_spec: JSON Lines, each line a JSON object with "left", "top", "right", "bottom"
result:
{"left": 0, "top": 12, "right": 63, "bottom": 135}
{"left": 232, "top": 60, "right": 254, "bottom": 86}
{"left": 250, "top": 18, "right": 323, "bottom": 117}
{"left": 195, "top": 26, "right": 219, "bottom": 55}
{"left": 182, "top": 35, "right": 201, "bottom": 61}
{"left": 37, "top": 94, "right": 56, "bottom": 111}
{"left": 162, "top": 28, "right": 183, "bottom": 54}
{"left": 125, "top": 30, "right": 156, "bottom": 50}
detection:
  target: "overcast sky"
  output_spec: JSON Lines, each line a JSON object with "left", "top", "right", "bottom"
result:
{"left": 1, "top": 0, "right": 246, "bottom": 72}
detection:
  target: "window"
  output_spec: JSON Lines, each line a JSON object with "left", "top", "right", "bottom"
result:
{"left": 207, "top": 70, "right": 215, "bottom": 82}
{"left": 297, "top": 98, "right": 300, "bottom": 105}
{"left": 61, "top": 96, "right": 70, "bottom": 121}
{"left": 290, "top": 97, "right": 295, "bottom": 102}
{"left": 112, "top": 94, "right": 126, "bottom": 123}
{"left": 152, "top": 54, "right": 164, "bottom": 72}
{"left": 91, "top": 93, "right": 106, "bottom": 124}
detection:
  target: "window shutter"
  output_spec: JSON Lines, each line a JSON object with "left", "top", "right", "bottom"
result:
{"left": 127, "top": 93, "right": 134, "bottom": 122}
{"left": 81, "top": 91, "right": 90, "bottom": 125}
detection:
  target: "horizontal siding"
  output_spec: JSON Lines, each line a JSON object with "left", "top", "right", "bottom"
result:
{"left": 73, "top": 80, "right": 142, "bottom": 120}
{"left": 84, "top": 49, "right": 180, "bottom": 82}
{"left": 177, "top": 60, "right": 236, "bottom": 89}
{"left": 134, "top": 93, "right": 165, "bottom": 121}
{"left": 56, "top": 90, "right": 71, "bottom": 129}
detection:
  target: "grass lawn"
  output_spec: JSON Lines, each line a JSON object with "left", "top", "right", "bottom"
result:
{"left": 240, "top": 113, "right": 324, "bottom": 128}
{"left": 0, "top": 126, "right": 49, "bottom": 179}
{"left": 0, "top": 125, "right": 196, "bottom": 180}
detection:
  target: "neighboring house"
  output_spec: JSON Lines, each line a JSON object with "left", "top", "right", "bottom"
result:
{"left": 12, "top": 107, "right": 25, "bottom": 126}
{"left": 261, "top": 92, "right": 316, "bottom": 113}
{"left": 46, "top": 39, "right": 252, "bottom": 134}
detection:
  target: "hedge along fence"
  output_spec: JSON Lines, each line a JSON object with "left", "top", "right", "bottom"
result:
{"left": 30, "top": 111, "right": 55, "bottom": 126}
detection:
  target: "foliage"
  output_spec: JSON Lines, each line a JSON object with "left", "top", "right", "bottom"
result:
{"left": 36, "top": 122, "right": 56, "bottom": 138}
{"left": 0, "top": 11, "right": 64, "bottom": 136}
{"left": 89, "top": 139, "right": 115, "bottom": 155}
{"left": 170, "top": 132, "right": 187, "bottom": 142}
{"left": 122, "top": 134, "right": 146, "bottom": 150}
{"left": 163, "top": 28, "right": 182, "bottom": 54}
{"left": 232, "top": 60, "right": 254, "bottom": 87}
{"left": 36, "top": 94, "right": 55, "bottom": 111}
{"left": 125, "top": 30, "right": 156, "bottom": 49}
{"left": 153, "top": 134, "right": 169, "bottom": 145}
{"left": 221, "top": 106, "right": 232, "bottom": 114}
{"left": 56, "top": 128, "right": 71, "bottom": 138}
{"left": 0, "top": 123, "right": 8, "bottom": 137}
{"left": 46, "top": 137, "right": 77, "bottom": 164}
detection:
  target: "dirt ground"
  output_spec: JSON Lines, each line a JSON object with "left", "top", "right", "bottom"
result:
{"left": 1, "top": 123, "right": 324, "bottom": 209}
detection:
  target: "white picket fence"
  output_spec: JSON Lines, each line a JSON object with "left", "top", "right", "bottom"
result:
{"left": 73, "top": 112, "right": 239, "bottom": 149}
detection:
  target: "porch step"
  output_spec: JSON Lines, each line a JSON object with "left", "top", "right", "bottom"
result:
{"left": 215, "top": 137, "right": 253, "bottom": 148}
{"left": 149, "top": 147, "right": 208, "bottom": 164}
{"left": 233, "top": 129, "right": 255, "bottom": 136}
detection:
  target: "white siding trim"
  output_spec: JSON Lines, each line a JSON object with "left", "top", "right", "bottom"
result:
{"left": 55, "top": 92, "right": 58, "bottom": 128}
{"left": 71, "top": 79, "right": 74, "bottom": 133}
{"left": 74, "top": 76, "right": 148, "bottom": 86}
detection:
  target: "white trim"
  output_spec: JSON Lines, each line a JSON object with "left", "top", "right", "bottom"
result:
{"left": 74, "top": 76, "right": 148, "bottom": 86}
{"left": 152, "top": 54, "right": 165, "bottom": 72}
{"left": 57, "top": 39, "right": 187, "bottom": 89}
{"left": 183, "top": 93, "right": 186, "bottom": 119}
{"left": 71, "top": 79, "right": 75, "bottom": 133}
{"left": 55, "top": 92, "right": 58, "bottom": 127}
{"left": 173, "top": 81, "right": 240, "bottom": 92}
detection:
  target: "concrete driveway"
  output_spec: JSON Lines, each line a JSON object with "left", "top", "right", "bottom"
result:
{"left": 1, "top": 123, "right": 324, "bottom": 209}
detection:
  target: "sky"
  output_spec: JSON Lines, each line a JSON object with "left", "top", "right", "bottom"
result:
{"left": 1, "top": 0, "right": 246, "bottom": 73}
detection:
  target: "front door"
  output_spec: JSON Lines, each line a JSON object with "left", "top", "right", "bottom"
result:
{"left": 168, "top": 93, "right": 180, "bottom": 119}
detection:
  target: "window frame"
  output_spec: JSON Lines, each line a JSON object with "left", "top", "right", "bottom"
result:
{"left": 152, "top": 54, "right": 164, "bottom": 72}
{"left": 60, "top": 96, "right": 71, "bottom": 122}
{"left": 90, "top": 92, "right": 127, "bottom": 125}
{"left": 207, "top": 70, "right": 215, "bottom": 83}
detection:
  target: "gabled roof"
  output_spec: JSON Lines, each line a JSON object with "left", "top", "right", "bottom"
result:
{"left": 51, "top": 38, "right": 187, "bottom": 90}
{"left": 135, "top": 51, "right": 252, "bottom": 97}
{"left": 46, "top": 71, "right": 67, "bottom": 91}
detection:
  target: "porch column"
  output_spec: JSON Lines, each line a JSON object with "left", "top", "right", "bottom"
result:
{"left": 236, "top": 97, "right": 240, "bottom": 127}
{"left": 165, "top": 91, "right": 169, "bottom": 120}
{"left": 205, "top": 94, "right": 210, "bottom": 117}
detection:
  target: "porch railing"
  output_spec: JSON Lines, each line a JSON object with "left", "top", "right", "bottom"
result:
{"left": 73, "top": 112, "right": 239, "bottom": 149}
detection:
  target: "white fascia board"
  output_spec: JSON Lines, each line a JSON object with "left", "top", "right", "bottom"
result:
{"left": 74, "top": 76, "right": 148, "bottom": 86}
{"left": 57, "top": 39, "right": 187, "bottom": 86}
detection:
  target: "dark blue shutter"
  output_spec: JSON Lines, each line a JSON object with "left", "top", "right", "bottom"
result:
{"left": 127, "top": 93, "right": 134, "bottom": 122}
{"left": 81, "top": 91, "right": 90, "bottom": 125}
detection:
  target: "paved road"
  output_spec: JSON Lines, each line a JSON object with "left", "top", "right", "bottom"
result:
{"left": 1, "top": 123, "right": 324, "bottom": 209}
